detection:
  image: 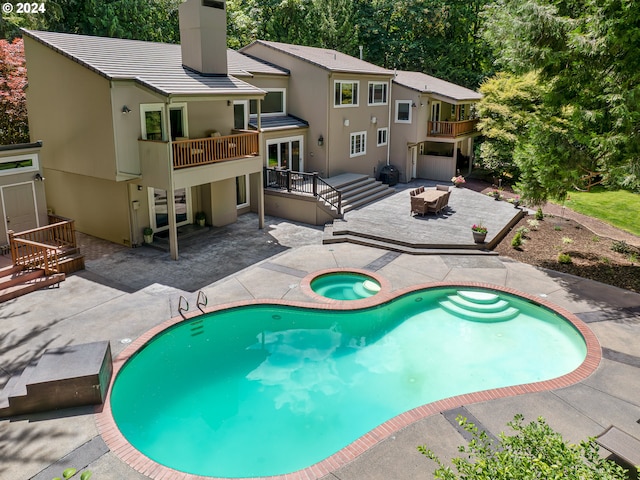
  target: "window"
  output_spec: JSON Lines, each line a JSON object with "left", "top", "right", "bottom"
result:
{"left": 236, "top": 175, "right": 249, "bottom": 208}
{"left": 234, "top": 101, "right": 248, "bottom": 129}
{"left": 148, "top": 187, "right": 190, "bottom": 231}
{"left": 0, "top": 153, "right": 39, "bottom": 176}
{"left": 368, "top": 82, "right": 388, "bottom": 105}
{"left": 395, "top": 100, "right": 412, "bottom": 123}
{"left": 334, "top": 80, "right": 359, "bottom": 107}
{"left": 350, "top": 131, "right": 367, "bottom": 157}
{"left": 376, "top": 127, "right": 388, "bottom": 146}
{"left": 266, "top": 136, "right": 304, "bottom": 170}
{"left": 250, "top": 89, "right": 285, "bottom": 116}
{"left": 169, "top": 103, "right": 188, "bottom": 140}
{"left": 141, "top": 104, "right": 167, "bottom": 141}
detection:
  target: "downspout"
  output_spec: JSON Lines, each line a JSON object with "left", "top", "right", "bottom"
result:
{"left": 325, "top": 73, "right": 331, "bottom": 177}
{"left": 386, "top": 75, "right": 393, "bottom": 165}
{"left": 257, "top": 98, "right": 264, "bottom": 229}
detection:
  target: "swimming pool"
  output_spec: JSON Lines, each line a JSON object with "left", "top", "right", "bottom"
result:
{"left": 107, "top": 285, "right": 593, "bottom": 479}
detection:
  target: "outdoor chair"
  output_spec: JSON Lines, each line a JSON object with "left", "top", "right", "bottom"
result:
{"left": 410, "top": 196, "right": 428, "bottom": 216}
{"left": 595, "top": 425, "right": 640, "bottom": 470}
{"left": 436, "top": 184, "right": 450, "bottom": 191}
{"left": 410, "top": 189, "right": 417, "bottom": 197}
{"left": 427, "top": 195, "right": 446, "bottom": 214}
{"left": 418, "top": 186, "right": 425, "bottom": 193}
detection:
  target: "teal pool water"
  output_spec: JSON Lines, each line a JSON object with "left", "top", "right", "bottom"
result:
{"left": 110, "top": 287, "right": 587, "bottom": 478}
{"left": 310, "top": 272, "right": 381, "bottom": 300}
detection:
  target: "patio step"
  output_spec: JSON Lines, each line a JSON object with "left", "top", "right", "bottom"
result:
{"left": 0, "top": 266, "right": 65, "bottom": 303}
{"left": 326, "top": 176, "right": 395, "bottom": 213}
{"left": 0, "top": 341, "right": 112, "bottom": 417}
{"left": 322, "top": 223, "right": 498, "bottom": 255}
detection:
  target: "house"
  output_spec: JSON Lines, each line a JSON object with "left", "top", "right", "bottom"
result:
{"left": 22, "top": 0, "right": 482, "bottom": 256}
{"left": 390, "top": 71, "right": 482, "bottom": 182}
{"left": 0, "top": 141, "right": 48, "bottom": 245}
{"left": 22, "top": 0, "right": 268, "bottom": 260}
{"left": 240, "top": 41, "right": 395, "bottom": 179}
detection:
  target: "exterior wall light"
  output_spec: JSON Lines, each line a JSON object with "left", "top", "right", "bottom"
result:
{"left": 318, "top": 135, "right": 324, "bottom": 146}
{"left": 34, "top": 173, "right": 45, "bottom": 181}
{"left": 371, "top": 116, "right": 377, "bottom": 124}
{"left": 121, "top": 105, "right": 132, "bottom": 114}
{"left": 343, "top": 119, "right": 350, "bottom": 127}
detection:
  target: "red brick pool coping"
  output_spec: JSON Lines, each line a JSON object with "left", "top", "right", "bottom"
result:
{"left": 95, "top": 281, "right": 601, "bottom": 480}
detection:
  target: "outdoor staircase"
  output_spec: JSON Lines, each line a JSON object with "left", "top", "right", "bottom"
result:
{"left": 439, "top": 290, "right": 520, "bottom": 322}
{"left": 0, "top": 341, "right": 112, "bottom": 417}
{"left": 323, "top": 174, "right": 395, "bottom": 213}
{"left": 0, "top": 264, "right": 65, "bottom": 303}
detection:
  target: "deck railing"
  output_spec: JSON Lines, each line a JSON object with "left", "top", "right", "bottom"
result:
{"left": 427, "top": 119, "right": 478, "bottom": 138}
{"left": 8, "top": 215, "right": 78, "bottom": 274}
{"left": 172, "top": 132, "right": 259, "bottom": 169}
{"left": 264, "top": 168, "right": 342, "bottom": 214}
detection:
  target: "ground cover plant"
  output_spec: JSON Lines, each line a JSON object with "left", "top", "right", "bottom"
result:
{"left": 495, "top": 214, "right": 639, "bottom": 293}
{"left": 419, "top": 414, "right": 628, "bottom": 480}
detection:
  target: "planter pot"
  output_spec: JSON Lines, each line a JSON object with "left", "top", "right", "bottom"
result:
{"left": 472, "top": 231, "right": 487, "bottom": 243}
{"left": 453, "top": 183, "right": 462, "bottom": 188}
{"left": 197, "top": 219, "right": 205, "bottom": 227}
{"left": 144, "top": 234, "right": 153, "bottom": 244}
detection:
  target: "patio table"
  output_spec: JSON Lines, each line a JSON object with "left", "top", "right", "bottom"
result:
{"left": 416, "top": 190, "right": 447, "bottom": 205}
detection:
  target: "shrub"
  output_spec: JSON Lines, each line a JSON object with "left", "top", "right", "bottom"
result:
{"left": 535, "top": 207, "right": 544, "bottom": 220}
{"left": 558, "top": 253, "right": 572, "bottom": 264}
{"left": 52, "top": 468, "right": 92, "bottom": 480}
{"left": 611, "top": 240, "right": 633, "bottom": 255}
{"left": 419, "top": 414, "right": 627, "bottom": 480}
{"left": 516, "top": 226, "right": 529, "bottom": 236}
{"left": 511, "top": 231, "right": 523, "bottom": 248}
{"left": 526, "top": 219, "right": 539, "bottom": 230}
{"left": 562, "top": 237, "right": 574, "bottom": 244}
{"left": 554, "top": 226, "right": 562, "bottom": 231}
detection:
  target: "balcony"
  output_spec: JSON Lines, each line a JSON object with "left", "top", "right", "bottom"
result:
{"left": 427, "top": 119, "right": 479, "bottom": 138}
{"left": 171, "top": 131, "right": 259, "bottom": 169}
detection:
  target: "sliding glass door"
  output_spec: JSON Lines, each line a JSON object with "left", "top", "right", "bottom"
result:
{"left": 266, "top": 136, "right": 303, "bottom": 171}
{"left": 149, "top": 187, "right": 191, "bottom": 232}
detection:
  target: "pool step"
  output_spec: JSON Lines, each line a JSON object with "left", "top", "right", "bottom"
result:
{"left": 440, "top": 290, "right": 519, "bottom": 322}
{"left": 446, "top": 295, "right": 510, "bottom": 313}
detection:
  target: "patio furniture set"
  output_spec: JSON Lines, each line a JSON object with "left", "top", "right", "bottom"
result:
{"left": 410, "top": 185, "right": 451, "bottom": 216}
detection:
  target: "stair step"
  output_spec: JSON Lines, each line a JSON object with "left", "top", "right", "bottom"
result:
{"left": 0, "top": 269, "right": 44, "bottom": 289}
{"left": 457, "top": 290, "right": 500, "bottom": 304}
{"left": 0, "top": 265, "right": 23, "bottom": 277}
{"left": 0, "top": 273, "right": 65, "bottom": 303}
{"left": 343, "top": 188, "right": 395, "bottom": 212}
{"left": 439, "top": 300, "right": 519, "bottom": 322}
{"left": 339, "top": 178, "right": 379, "bottom": 194}
{"left": 57, "top": 252, "right": 85, "bottom": 274}
{"left": 446, "top": 294, "right": 510, "bottom": 312}
{"left": 342, "top": 183, "right": 388, "bottom": 203}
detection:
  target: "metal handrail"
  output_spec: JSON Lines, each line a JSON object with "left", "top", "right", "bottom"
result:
{"left": 263, "top": 167, "right": 342, "bottom": 214}
{"left": 196, "top": 291, "right": 208, "bottom": 311}
{"left": 178, "top": 295, "right": 189, "bottom": 317}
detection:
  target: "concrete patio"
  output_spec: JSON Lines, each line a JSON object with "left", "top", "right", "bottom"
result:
{"left": 0, "top": 184, "right": 639, "bottom": 480}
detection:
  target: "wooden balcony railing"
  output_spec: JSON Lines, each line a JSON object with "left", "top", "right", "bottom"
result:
{"left": 8, "top": 215, "right": 78, "bottom": 275}
{"left": 172, "top": 132, "right": 259, "bottom": 169}
{"left": 427, "top": 119, "right": 479, "bottom": 138}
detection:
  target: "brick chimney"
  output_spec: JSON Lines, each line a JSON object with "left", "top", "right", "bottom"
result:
{"left": 179, "top": 0, "right": 228, "bottom": 75}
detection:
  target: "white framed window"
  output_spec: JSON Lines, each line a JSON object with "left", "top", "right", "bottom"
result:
{"left": 0, "top": 153, "right": 39, "bottom": 176}
{"left": 250, "top": 89, "right": 286, "bottom": 117}
{"left": 266, "top": 135, "right": 304, "bottom": 171}
{"left": 236, "top": 175, "right": 249, "bottom": 208}
{"left": 368, "top": 81, "right": 388, "bottom": 105}
{"left": 141, "top": 104, "right": 166, "bottom": 141}
{"left": 334, "top": 80, "right": 359, "bottom": 107}
{"left": 350, "top": 131, "right": 367, "bottom": 157}
{"left": 376, "top": 127, "right": 388, "bottom": 146}
{"left": 233, "top": 100, "right": 248, "bottom": 129}
{"left": 395, "top": 100, "right": 412, "bottom": 123}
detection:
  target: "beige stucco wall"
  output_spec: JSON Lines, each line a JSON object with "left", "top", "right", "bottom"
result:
{"left": 43, "top": 168, "right": 131, "bottom": 245}
{"left": 241, "top": 43, "right": 393, "bottom": 179}
{"left": 24, "top": 37, "right": 118, "bottom": 181}
{"left": 264, "top": 190, "right": 334, "bottom": 226}
{"left": 186, "top": 100, "right": 235, "bottom": 138}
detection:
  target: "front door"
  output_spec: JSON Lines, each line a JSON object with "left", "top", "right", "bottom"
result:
{"left": 411, "top": 146, "right": 418, "bottom": 179}
{"left": 2, "top": 182, "right": 38, "bottom": 238}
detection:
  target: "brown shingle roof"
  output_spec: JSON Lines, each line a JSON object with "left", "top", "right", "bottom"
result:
{"left": 393, "top": 71, "right": 481, "bottom": 102}
{"left": 243, "top": 40, "right": 393, "bottom": 76}
{"left": 23, "top": 30, "right": 273, "bottom": 97}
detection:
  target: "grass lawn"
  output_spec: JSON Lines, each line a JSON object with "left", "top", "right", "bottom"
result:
{"left": 552, "top": 187, "right": 640, "bottom": 236}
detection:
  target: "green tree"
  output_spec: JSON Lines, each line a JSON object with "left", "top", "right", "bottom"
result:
{"left": 420, "top": 414, "right": 628, "bottom": 479}
{"left": 481, "top": 0, "right": 640, "bottom": 202}
{"left": 477, "top": 71, "right": 543, "bottom": 180}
